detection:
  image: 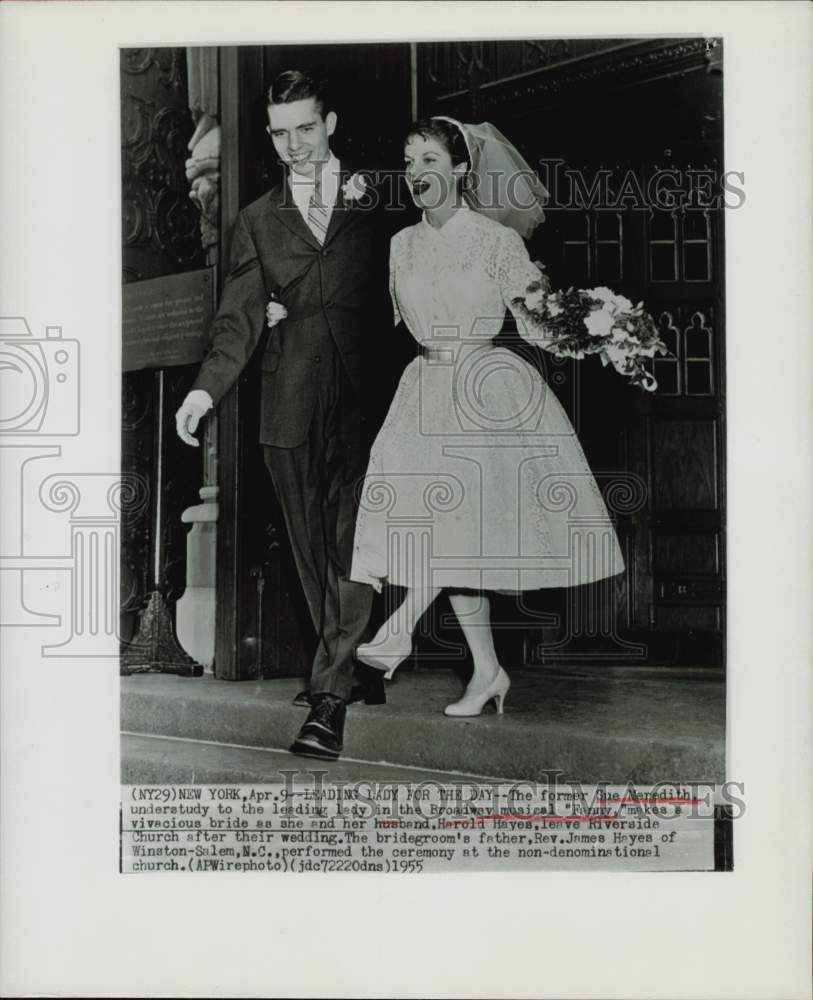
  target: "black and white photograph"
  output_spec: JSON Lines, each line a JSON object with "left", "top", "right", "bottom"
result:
{"left": 120, "top": 34, "right": 730, "bottom": 859}
{"left": 1, "top": 2, "right": 811, "bottom": 997}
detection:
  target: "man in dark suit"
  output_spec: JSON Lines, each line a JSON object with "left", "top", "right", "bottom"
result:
{"left": 175, "top": 70, "right": 395, "bottom": 760}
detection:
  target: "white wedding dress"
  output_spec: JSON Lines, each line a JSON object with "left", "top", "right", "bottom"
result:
{"left": 350, "top": 205, "right": 624, "bottom": 593}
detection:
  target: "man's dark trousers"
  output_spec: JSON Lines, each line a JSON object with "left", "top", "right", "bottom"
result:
{"left": 263, "top": 342, "right": 372, "bottom": 700}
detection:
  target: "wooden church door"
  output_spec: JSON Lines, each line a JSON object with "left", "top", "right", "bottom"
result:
{"left": 415, "top": 38, "right": 725, "bottom": 668}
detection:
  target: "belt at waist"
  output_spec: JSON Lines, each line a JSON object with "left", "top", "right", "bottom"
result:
{"left": 421, "top": 342, "right": 497, "bottom": 363}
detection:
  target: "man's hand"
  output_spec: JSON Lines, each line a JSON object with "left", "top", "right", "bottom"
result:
{"left": 175, "top": 390, "right": 213, "bottom": 447}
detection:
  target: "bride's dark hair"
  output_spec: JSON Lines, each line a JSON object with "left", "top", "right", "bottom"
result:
{"left": 404, "top": 118, "right": 471, "bottom": 172}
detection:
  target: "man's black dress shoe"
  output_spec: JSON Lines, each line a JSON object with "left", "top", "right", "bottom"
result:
{"left": 289, "top": 693, "right": 347, "bottom": 760}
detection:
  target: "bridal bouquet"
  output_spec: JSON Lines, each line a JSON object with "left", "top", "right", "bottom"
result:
{"left": 512, "top": 276, "right": 667, "bottom": 391}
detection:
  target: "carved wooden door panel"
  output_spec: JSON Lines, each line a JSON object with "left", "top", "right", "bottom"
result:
{"left": 629, "top": 202, "right": 725, "bottom": 665}
{"left": 534, "top": 191, "right": 725, "bottom": 666}
{"left": 416, "top": 37, "right": 725, "bottom": 666}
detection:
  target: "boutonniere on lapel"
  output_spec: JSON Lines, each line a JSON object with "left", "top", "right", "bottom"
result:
{"left": 341, "top": 172, "right": 369, "bottom": 204}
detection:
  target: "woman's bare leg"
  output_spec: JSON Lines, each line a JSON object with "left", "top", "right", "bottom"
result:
{"left": 447, "top": 593, "right": 501, "bottom": 690}
{"left": 444, "top": 592, "right": 510, "bottom": 715}
{"left": 369, "top": 586, "right": 440, "bottom": 644}
{"left": 356, "top": 587, "right": 440, "bottom": 676}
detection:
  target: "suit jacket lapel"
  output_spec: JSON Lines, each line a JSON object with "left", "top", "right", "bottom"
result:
{"left": 266, "top": 161, "right": 359, "bottom": 250}
{"left": 266, "top": 179, "right": 322, "bottom": 251}
{"left": 322, "top": 162, "right": 357, "bottom": 248}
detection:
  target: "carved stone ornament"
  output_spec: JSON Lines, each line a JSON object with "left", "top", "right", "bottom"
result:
{"left": 186, "top": 118, "right": 220, "bottom": 248}
{"left": 185, "top": 48, "right": 220, "bottom": 249}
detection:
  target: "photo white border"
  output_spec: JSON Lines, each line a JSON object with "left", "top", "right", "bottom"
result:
{"left": 1, "top": 2, "right": 811, "bottom": 997}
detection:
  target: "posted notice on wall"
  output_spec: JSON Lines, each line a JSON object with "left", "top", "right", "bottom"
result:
{"left": 121, "top": 779, "right": 725, "bottom": 873}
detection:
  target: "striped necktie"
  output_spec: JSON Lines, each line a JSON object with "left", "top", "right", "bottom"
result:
{"left": 307, "top": 171, "right": 330, "bottom": 245}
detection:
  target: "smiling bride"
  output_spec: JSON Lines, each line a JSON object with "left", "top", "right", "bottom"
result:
{"left": 350, "top": 116, "right": 625, "bottom": 718}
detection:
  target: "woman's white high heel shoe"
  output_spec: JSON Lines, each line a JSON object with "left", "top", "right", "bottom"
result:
{"left": 444, "top": 667, "right": 511, "bottom": 717}
{"left": 356, "top": 636, "right": 413, "bottom": 680}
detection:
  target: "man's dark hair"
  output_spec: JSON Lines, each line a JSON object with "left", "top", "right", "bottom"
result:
{"left": 268, "top": 70, "right": 331, "bottom": 117}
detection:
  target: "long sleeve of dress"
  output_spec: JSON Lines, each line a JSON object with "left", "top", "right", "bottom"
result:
{"left": 494, "top": 227, "right": 557, "bottom": 352}
{"left": 388, "top": 235, "right": 402, "bottom": 327}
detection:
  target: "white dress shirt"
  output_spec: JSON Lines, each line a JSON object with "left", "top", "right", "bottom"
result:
{"left": 288, "top": 151, "right": 340, "bottom": 228}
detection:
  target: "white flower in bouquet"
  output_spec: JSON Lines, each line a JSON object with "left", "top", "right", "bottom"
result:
{"left": 547, "top": 301, "right": 563, "bottom": 318}
{"left": 587, "top": 286, "right": 615, "bottom": 306}
{"left": 584, "top": 308, "right": 615, "bottom": 338}
{"left": 585, "top": 286, "right": 633, "bottom": 316}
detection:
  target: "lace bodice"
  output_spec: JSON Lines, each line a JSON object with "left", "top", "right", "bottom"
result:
{"left": 389, "top": 205, "right": 552, "bottom": 351}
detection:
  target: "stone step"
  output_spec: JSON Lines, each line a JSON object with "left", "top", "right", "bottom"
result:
{"left": 122, "top": 733, "right": 485, "bottom": 785}
{"left": 121, "top": 666, "right": 724, "bottom": 784}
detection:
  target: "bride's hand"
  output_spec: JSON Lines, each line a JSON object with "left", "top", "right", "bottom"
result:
{"left": 266, "top": 296, "right": 288, "bottom": 328}
{"left": 532, "top": 260, "right": 553, "bottom": 295}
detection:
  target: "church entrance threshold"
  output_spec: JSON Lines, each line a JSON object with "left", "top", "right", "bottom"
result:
{"left": 121, "top": 666, "right": 724, "bottom": 784}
